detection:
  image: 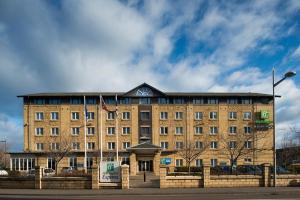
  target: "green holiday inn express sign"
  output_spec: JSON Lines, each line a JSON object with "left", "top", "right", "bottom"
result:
{"left": 255, "top": 110, "right": 272, "bottom": 124}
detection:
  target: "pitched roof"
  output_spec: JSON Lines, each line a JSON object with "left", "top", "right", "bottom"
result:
{"left": 128, "top": 142, "right": 161, "bottom": 150}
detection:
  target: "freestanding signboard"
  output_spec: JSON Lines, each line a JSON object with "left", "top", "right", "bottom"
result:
{"left": 100, "top": 161, "right": 120, "bottom": 182}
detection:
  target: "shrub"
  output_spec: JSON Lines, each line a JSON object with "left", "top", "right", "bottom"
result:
{"left": 174, "top": 166, "right": 203, "bottom": 173}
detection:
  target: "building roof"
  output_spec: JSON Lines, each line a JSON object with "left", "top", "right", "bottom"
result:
{"left": 17, "top": 83, "right": 273, "bottom": 97}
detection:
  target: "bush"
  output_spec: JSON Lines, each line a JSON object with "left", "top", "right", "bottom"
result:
{"left": 8, "top": 170, "right": 21, "bottom": 177}
{"left": 56, "top": 170, "right": 91, "bottom": 177}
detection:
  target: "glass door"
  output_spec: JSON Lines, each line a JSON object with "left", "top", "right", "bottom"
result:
{"left": 138, "top": 160, "right": 153, "bottom": 172}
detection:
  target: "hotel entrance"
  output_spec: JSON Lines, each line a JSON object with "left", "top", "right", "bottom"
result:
{"left": 138, "top": 160, "right": 153, "bottom": 172}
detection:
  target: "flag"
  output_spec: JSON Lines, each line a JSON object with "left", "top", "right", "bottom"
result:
{"left": 115, "top": 94, "right": 118, "bottom": 116}
{"left": 101, "top": 96, "right": 110, "bottom": 112}
{"left": 85, "top": 103, "right": 88, "bottom": 121}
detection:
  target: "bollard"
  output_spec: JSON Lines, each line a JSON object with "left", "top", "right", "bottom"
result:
{"left": 144, "top": 171, "right": 146, "bottom": 182}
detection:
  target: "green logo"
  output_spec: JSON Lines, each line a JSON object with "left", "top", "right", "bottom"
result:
{"left": 107, "top": 163, "right": 115, "bottom": 172}
{"left": 260, "top": 111, "right": 269, "bottom": 119}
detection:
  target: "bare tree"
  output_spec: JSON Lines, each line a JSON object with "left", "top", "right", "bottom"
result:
{"left": 46, "top": 136, "right": 73, "bottom": 174}
{"left": 177, "top": 139, "right": 210, "bottom": 174}
{"left": 219, "top": 129, "right": 271, "bottom": 172}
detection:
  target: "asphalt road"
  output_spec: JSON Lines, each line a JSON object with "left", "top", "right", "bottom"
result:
{"left": 0, "top": 187, "right": 300, "bottom": 200}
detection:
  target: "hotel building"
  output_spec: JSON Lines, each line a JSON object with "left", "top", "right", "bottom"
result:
{"left": 10, "top": 83, "right": 274, "bottom": 175}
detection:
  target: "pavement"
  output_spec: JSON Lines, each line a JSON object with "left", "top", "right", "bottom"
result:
{"left": 0, "top": 187, "right": 300, "bottom": 200}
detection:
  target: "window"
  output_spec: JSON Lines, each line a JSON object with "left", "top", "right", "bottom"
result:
{"left": 210, "top": 126, "right": 218, "bottom": 135}
{"left": 211, "top": 159, "right": 218, "bottom": 167}
{"left": 196, "top": 159, "right": 203, "bottom": 167}
{"left": 121, "top": 157, "right": 130, "bottom": 165}
{"left": 175, "top": 112, "right": 183, "bottom": 120}
{"left": 51, "top": 127, "right": 59, "bottom": 136}
{"left": 195, "top": 127, "right": 203, "bottom": 135}
{"left": 122, "top": 127, "right": 130, "bottom": 135}
{"left": 87, "top": 142, "right": 95, "bottom": 150}
{"left": 195, "top": 141, "right": 203, "bottom": 149}
{"left": 160, "top": 127, "right": 168, "bottom": 135}
{"left": 36, "top": 143, "right": 44, "bottom": 151}
{"left": 49, "top": 98, "right": 61, "bottom": 105}
{"left": 229, "top": 112, "right": 237, "bottom": 120}
{"left": 158, "top": 98, "right": 169, "bottom": 104}
{"left": 108, "top": 142, "right": 115, "bottom": 150}
{"left": 244, "top": 141, "right": 252, "bottom": 149}
{"left": 227, "top": 99, "right": 238, "bottom": 104}
{"left": 160, "top": 141, "right": 168, "bottom": 150}
{"left": 210, "top": 141, "right": 218, "bottom": 149}
{"left": 173, "top": 98, "right": 185, "bottom": 104}
{"left": 35, "top": 112, "right": 44, "bottom": 120}
{"left": 139, "top": 98, "right": 151, "bottom": 104}
{"left": 140, "top": 127, "right": 150, "bottom": 138}
{"left": 207, "top": 98, "right": 218, "bottom": 104}
{"left": 107, "top": 112, "right": 115, "bottom": 120}
{"left": 72, "top": 142, "right": 80, "bottom": 150}
{"left": 243, "top": 112, "right": 252, "bottom": 120}
{"left": 242, "top": 98, "right": 252, "bottom": 104}
{"left": 193, "top": 98, "right": 204, "bottom": 104}
{"left": 50, "top": 112, "right": 58, "bottom": 120}
{"left": 71, "top": 127, "right": 80, "bottom": 135}
{"left": 87, "top": 112, "right": 94, "bottom": 120}
{"left": 229, "top": 126, "right": 237, "bottom": 134}
{"left": 35, "top": 127, "right": 44, "bottom": 136}
{"left": 87, "top": 157, "right": 93, "bottom": 169}
{"left": 69, "top": 157, "right": 77, "bottom": 168}
{"left": 209, "top": 112, "right": 217, "bottom": 120}
{"left": 160, "top": 112, "right": 168, "bottom": 120}
{"left": 195, "top": 112, "right": 203, "bottom": 120}
{"left": 48, "top": 158, "right": 55, "bottom": 170}
{"left": 50, "top": 143, "right": 60, "bottom": 151}
{"left": 86, "top": 97, "right": 96, "bottom": 104}
{"left": 244, "top": 158, "right": 252, "bottom": 163}
{"left": 122, "top": 112, "right": 130, "bottom": 120}
{"left": 33, "top": 98, "right": 45, "bottom": 105}
{"left": 229, "top": 141, "right": 237, "bottom": 149}
{"left": 175, "top": 127, "right": 183, "bottom": 135}
{"left": 71, "top": 112, "right": 79, "bottom": 120}
{"left": 119, "top": 98, "right": 131, "bottom": 104}
{"left": 175, "top": 141, "right": 184, "bottom": 149}
{"left": 122, "top": 142, "right": 130, "bottom": 149}
{"left": 87, "top": 127, "right": 95, "bottom": 135}
{"left": 107, "top": 127, "right": 115, "bottom": 135}
{"left": 175, "top": 159, "right": 183, "bottom": 167}
{"left": 70, "top": 98, "right": 81, "bottom": 104}
{"left": 244, "top": 126, "right": 252, "bottom": 134}
{"left": 140, "top": 111, "right": 150, "bottom": 120}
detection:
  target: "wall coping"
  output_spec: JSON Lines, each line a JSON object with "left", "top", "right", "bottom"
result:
{"left": 166, "top": 176, "right": 202, "bottom": 180}
{"left": 276, "top": 174, "right": 300, "bottom": 179}
{"left": 42, "top": 176, "right": 91, "bottom": 181}
{"left": 210, "top": 175, "right": 262, "bottom": 179}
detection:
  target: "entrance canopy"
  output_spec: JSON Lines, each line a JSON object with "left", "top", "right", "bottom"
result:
{"left": 127, "top": 143, "right": 161, "bottom": 155}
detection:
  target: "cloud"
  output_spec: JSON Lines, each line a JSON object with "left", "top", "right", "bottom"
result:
{"left": 0, "top": 0, "right": 299, "bottom": 150}
{"left": 291, "top": 46, "right": 300, "bottom": 58}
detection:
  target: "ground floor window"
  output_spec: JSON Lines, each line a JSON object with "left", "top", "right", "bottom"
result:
{"left": 211, "top": 159, "right": 218, "bottom": 167}
{"left": 47, "top": 157, "right": 55, "bottom": 170}
{"left": 196, "top": 159, "right": 203, "bottom": 167}
{"left": 121, "top": 157, "right": 130, "bottom": 165}
{"left": 175, "top": 159, "right": 183, "bottom": 167}
{"left": 69, "top": 157, "right": 77, "bottom": 168}
{"left": 87, "top": 157, "right": 93, "bottom": 169}
{"left": 11, "top": 158, "right": 35, "bottom": 171}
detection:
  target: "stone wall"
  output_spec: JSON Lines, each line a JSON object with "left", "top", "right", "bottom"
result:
{"left": 209, "top": 175, "right": 262, "bottom": 187}
{"left": 274, "top": 175, "right": 300, "bottom": 187}
{"left": 0, "top": 177, "right": 35, "bottom": 189}
{"left": 42, "top": 177, "right": 91, "bottom": 189}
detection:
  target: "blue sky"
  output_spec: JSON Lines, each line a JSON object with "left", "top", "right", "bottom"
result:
{"left": 0, "top": 0, "right": 300, "bottom": 151}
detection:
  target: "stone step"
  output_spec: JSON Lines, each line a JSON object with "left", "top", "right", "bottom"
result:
{"left": 130, "top": 179, "right": 160, "bottom": 188}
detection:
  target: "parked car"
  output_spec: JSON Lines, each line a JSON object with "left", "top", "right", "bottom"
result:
{"left": 62, "top": 167, "right": 76, "bottom": 174}
{"left": 0, "top": 168, "right": 8, "bottom": 176}
{"left": 43, "top": 168, "right": 55, "bottom": 177}
{"left": 237, "top": 165, "right": 262, "bottom": 175}
{"left": 27, "top": 169, "right": 35, "bottom": 176}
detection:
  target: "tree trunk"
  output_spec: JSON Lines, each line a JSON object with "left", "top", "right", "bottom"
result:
{"left": 188, "top": 162, "right": 191, "bottom": 175}
{"left": 55, "top": 162, "right": 58, "bottom": 175}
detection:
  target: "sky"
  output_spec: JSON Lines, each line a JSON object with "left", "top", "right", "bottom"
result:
{"left": 0, "top": 0, "right": 300, "bottom": 151}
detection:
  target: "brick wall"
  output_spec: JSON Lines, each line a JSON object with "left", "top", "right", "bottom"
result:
{"left": 0, "top": 177, "right": 35, "bottom": 189}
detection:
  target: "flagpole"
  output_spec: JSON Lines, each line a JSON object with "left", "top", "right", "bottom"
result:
{"left": 115, "top": 94, "right": 119, "bottom": 164}
{"left": 99, "top": 95, "right": 103, "bottom": 163}
{"left": 83, "top": 96, "right": 87, "bottom": 172}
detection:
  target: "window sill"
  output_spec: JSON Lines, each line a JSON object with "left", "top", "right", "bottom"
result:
{"left": 50, "top": 119, "right": 59, "bottom": 122}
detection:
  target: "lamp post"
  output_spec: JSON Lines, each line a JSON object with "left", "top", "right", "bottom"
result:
{"left": 272, "top": 68, "right": 296, "bottom": 187}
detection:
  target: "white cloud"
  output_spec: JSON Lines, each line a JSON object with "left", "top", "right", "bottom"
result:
{"left": 291, "top": 46, "right": 300, "bottom": 58}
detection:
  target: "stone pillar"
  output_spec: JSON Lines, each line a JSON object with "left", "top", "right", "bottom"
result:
{"left": 263, "top": 163, "right": 271, "bottom": 187}
{"left": 91, "top": 164, "right": 99, "bottom": 189}
{"left": 129, "top": 153, "right": 136, "bottom": 176}
{"left": 203, "top": 165, "right": 210, "bottom": 188}
{"left": 35, "top": 166, "right": 42, "bottom": 189}
{"left": 121, "top": 165, "right": 130, "bottom": 189}
{"left": 159, "top": 166, "right": 167, "bottom": 188}
{"left": 154, "top": 151, "right": 161, "bottom": 176}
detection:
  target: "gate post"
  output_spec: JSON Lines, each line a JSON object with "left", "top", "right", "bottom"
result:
{"left": 121, "top": 164, "right": 130, "bottom": 189}
{"left": 91, "top": 164, "right": 99, "bottom": 189}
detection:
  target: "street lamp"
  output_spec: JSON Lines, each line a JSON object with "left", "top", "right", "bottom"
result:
{"left": 272, "top": 69, "right": 296, "bottom": 187}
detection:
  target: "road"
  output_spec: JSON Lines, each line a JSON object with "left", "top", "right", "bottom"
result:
{"left": 0, "top": 187, "right": 300, "bottom": 200}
